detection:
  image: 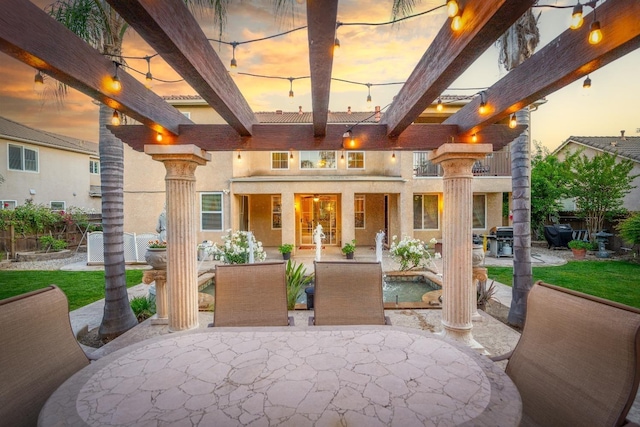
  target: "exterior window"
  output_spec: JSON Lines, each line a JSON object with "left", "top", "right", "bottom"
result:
{"left": 0, "top": 200, "right": 16, "bottom": 210}
{"left": 89, "top": 160, "right": 100, "bottom": 174}
{"left": 271, "top": 152, "right": 289, "bottom": 170}
{"left": 272, "top": 195, "right": 282, "bottom": 229}
{"left": 354, "top": 195, "right": 365, "bottom": 229}
{"left": 201, "top": 193, "right": 223, "bottom": 231}
{"left": 300, "top": 151, "right": 336, "bottom": 169}
{"left": 50, "top": 201, "right": 65, "bottom": 211}
{"left": 347, "top": 152, "right": 365, "bottom": 169}
{"left": 413, "top": 194, "right": 439, "bottom": 230}
{"left": 472, "top": 194, "right": 487, "bottom": 229}
{"left": 8, "top": 144, "right": 38, "bottom": 172}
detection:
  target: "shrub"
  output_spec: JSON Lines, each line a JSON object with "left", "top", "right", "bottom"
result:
{"left": 130, "top": 296, "right": 156, "bottom": 322}
{"left": 390, "top": 236, "right": 439, "bottom": 271}
{"left": 40, "top": 235, "right": 67, "bottom": 252}
{"left": 617, "top": 213, "right": 640, "bottom": 246}
{"left": 207, "top": 230, "right": 266, "bottom": 264}
{"left": 285, "top": 260, "right": 314, "bottom": 310}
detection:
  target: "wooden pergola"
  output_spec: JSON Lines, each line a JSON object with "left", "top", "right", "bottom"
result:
{"left": 1, "top": 0, "right": 639, "bottom": 338}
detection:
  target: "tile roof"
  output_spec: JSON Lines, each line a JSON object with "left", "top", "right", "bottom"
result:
{"left": 0, "top": 116, "right": 98, "bottom": 155}
{"left": 564, "top": 136, "right": 640, "bottom": 162}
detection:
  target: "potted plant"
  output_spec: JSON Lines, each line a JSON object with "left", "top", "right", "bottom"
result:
{"left": 342, "top": 240, "right": 356, "bottom": 259}
{"left": 568, "top": 239, "right": 590, "bottom": 260}
{"left": 278, "top": 243, "right": 294, "bottom": 260}
{"left": 145, "top": 239, "right": 167, "bottom": 269}
{"left": 285, "top": 259, "right": 314, "bottom": 310}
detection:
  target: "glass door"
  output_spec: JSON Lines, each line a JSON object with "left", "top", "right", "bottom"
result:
{"left": 299, "top": 195, "right": 337, "bottom": 245}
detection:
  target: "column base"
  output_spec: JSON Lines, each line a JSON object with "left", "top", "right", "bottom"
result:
{"left": 437, "top": 327, "right": 488, "bottom": 355}
{"left": 169, "top": 322, "right": 200, "bottom": 333}
{"left": 472, "top": 311, "right": 484, "bottom": 322}
{"left": 149, "top": 314, "right": 168, "bottom": 325}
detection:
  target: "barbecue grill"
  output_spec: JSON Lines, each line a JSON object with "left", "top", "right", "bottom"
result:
{"left": 487, "top": 226, "right": 514, "bottom": 257}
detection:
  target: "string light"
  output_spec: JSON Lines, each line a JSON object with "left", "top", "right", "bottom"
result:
{"left": 34, "top": 70, "right": 44, "bottom": 92}
{"left": 570, "top": 2, "right": 584, "bottom": 29}
{"left": 334, "top": 37, "right": 340, "bottom": 51}
{"left": 583, "top": 75, "right": 591, "bottom": 89}
{"left": 588, "top": 18, "right": 602, "bottom": 44}
{"left": 478, "top": 91, "right": 487, "bottom": 115}
{"left": 111, "top": 110, "right": 121, "bottom": 126}
{"left": 288, "top": 77, "right": 294, "bottom": 98}
{"left": 230, "top": 42, "right": 238, "bottom": 68}
{"left": 509, "top": 114, "right": 517, "bottom": 128}
{"left": 366, "top": 83, "right": 372, "bottom": 103}
{"left": 436, "top": 98, "right": 443, "bottom": 112}
{"left": 472, "top": 134, "right": 477, "bottom": 143}
{"left": 446, "top": 0, "right": 459, "bottom": 18}
{"left": 144, "top": 56, "right": 153, "bottom": 89}
{"left": 111, "top": 62, "right": 121, "bottom": 92}
{"left": 156, "top": 132, "right": 163, "bottom": 142}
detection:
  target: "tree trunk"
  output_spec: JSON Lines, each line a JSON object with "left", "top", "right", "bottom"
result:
{"left": 507, "top": 107, "right": 533, "bottom": 328}
{"left": 97, "top": 103, "right": 138, "bottom": 339}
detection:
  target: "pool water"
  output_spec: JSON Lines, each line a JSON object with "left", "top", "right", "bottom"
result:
{"left": 202, "top": 275, "right": 441, "bottom": 304}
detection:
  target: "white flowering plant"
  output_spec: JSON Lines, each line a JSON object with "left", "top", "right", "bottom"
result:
{"left": 389, "top": 235, "right": 441, "bottom": 271}
{"left": 206, "top": 230, "right": 266, "bottom": 264}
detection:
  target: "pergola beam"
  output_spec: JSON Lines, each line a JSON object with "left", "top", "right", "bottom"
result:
{"left": 444, "top": 0, "right": 640, "bottom": 135}
{"left": 0, "top": 0, "right": 192, "bottom": 135}
{"left": 306, "top": 0, "right": 339, "bottom": 137}
{"left": 109, "top": 123, "right": 526, "bottom": 153}
{"left": 106, "top": 0, "right": 258, "bottom": 136}
{"left": 382, "top": 0, "right": 536, "bottom": 137}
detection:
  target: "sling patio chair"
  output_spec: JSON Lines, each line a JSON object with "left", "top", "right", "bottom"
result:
{"left": 491, "top": 281, "right": 640, "bottom": 427}
{"left": 0, "top": 285, "right": 90, "bottom": 427}
{"left": 310, "top": 261, "right": 390, "bottom": 326}
{"left": 212, "top": 262, "right": 293, "bottom": 327}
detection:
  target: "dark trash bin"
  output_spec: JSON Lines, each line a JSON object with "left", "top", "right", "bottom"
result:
{"left": 304, "top": 286, "right": 315, "bottom": 310}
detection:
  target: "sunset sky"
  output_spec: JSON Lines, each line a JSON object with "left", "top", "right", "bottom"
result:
{"left": 0, "top": 0, "right": 638, "bottom": 151}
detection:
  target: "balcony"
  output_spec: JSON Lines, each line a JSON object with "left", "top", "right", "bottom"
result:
{"left": 413, "top": 151, "right": 512, "bottom": 177}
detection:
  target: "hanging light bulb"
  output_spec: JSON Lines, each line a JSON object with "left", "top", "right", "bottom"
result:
{"left": 144, "top": 56, "right": 153, "bottom": 89}
{"left": 588, "top": 20, "right": 602, "bottom": 44}
{"left": 451, "top": 13, "right": 462, "bottom": 31}
{"left": 230, "top": 42, "right": 238, "bottom": 68}
{"left": 509, "top": 114, "right": 517, "bottom": 128}
{"left": 34, "top": 70, "right": 44, "bottom": 92}
{"left": 583, "top": 75, "right": 591, "bottom": 89}
{"left": 334, "top": 37, "right": 340, "bottom": 52}
{"left": 446, "top": 0, "right": 459, "bottom": 18}
{"left": 391, "top": 151, "right": 396, "bottom": 161}
{"left": 111, "top": 62, "right": 121, "bottom": 92}
{"left": 288, "top": 77, "right": 294, "bottom": 98}
{"left": 156, "top": 132, "right": 163, "bottom": 142}
{"left": 472, "top": 134, "right": 478, "bottom": 143}
{"left": 111, "top": 110, "right": 121, "bottom": 126}
{"left": 350, "top": 131, "right": 355, "bottom": 148}
{"left": 478, "top": 91, "right": 487, "bottom": 115}
{"left": 436, "top": 98, "right": 443, "bottom": 112}
{"left": 366, "top": 83, "right": 372, "bottom": 104}
{"left": 570, "top": 2, "right": 584, "bottom": 29}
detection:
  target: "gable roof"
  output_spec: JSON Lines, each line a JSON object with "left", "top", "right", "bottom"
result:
{"left": 0, "top": 116, "right": 98, "bottom": 155}
{"left": 553, "top": 135, "right": 640, "bottom": 163}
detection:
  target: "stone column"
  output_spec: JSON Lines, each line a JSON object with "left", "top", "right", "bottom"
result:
{"left": 430, "top": 143, "right": 492, "bottom": 351}
{"left": 145, "top": 145, "right": 211, "bottom": 332}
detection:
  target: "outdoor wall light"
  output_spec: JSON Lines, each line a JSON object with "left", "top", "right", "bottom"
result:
{"left": 340, "top": 151, "right": 345, "bottom": 161}
{"left": 570, "top": 2, "right": 584, "bottom": 29}
{"left": 436, "top": 98, "right": 443, "bottom": 112}
{"left": 111, "top": 110, "right": 120, "bottom": 126}
{"left": 313, "top": 195, "right": 319, "bottom": 202}
{"left": 237, "top": 153, "right": 242, "bottom": 161}
{"left": 509, "top": 114, "right": 517, "bottom": 128}
{"left": 391, "top": 151, "right": 396, "bottom": 161}
{"left": 290, "top": 151, "right": 294, "bottom": 160}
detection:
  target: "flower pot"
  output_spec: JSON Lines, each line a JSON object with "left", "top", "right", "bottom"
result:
{"left": 145, "top": 248, "right": 167, "bottom": 269}
{"left": 282, "top": 252, "right": 291, "bottom": 260}
{"left": 345, "top": 252, "right": 354, "bottom": 260}
{"left": 571, "top": 248, "right": 587, "bottom": 260}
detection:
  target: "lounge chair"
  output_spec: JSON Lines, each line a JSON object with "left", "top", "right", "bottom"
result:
{"left": 212, "top": 262, "right": 293, "bottom": 327}
{"left": 310, "top": 261, "right": 390, "bottom": 325}
{"left": 491, "top": 281, "right": 640, "bottom": 427}
{"left": 0, "top": 286, "right": 90, "bottom": 427}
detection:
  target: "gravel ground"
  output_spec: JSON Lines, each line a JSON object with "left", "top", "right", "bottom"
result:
{"left": 0, "top": 252, "right": 87, "bottom": 270}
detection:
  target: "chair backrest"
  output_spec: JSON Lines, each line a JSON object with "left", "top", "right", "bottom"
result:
{"left": 506, "top": 281, "right": 640, "bottom": 427}
{"left": 313, "top": 261, "right": 387, "bottom": 325}
{"left": 213, "top": 262, "right": 289, "bottom": 327}
{"left": 0, "top": 286, "right": 89, "bottom": 427}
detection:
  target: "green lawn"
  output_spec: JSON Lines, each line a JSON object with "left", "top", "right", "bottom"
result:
{"left": 487, "top": 260, "right": 640, "bottom": 309}
{"left": 0, "top": 271, "right": 144, "bottom": 311}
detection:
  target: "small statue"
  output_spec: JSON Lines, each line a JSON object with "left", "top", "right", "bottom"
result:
{"left": 375, "top": 231, "right": 385, "bottom": 263}
{"left": 156, "top": 206, "right": 167, "bottom": 242}
{"left": 314, "top": 224, "right": 325, "bottom": 261}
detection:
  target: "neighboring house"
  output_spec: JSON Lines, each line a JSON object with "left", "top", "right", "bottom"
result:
{"left": 553, "top": 133, "right": 640, "bottom": 212}
{"left": 0, "top": 116, "right": 101, "bottom": 212}
{"left": 123, "top": 95, "right": 514, "bottom": 248}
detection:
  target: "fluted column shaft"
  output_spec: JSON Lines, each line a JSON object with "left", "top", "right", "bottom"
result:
{"left": 145, "top": 145, "right": 210, "bottom": 332}
{"left": 430, "top": 143, "right": 492, "bottom": 350}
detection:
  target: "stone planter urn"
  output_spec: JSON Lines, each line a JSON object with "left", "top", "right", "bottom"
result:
{"left": 145, "top": 247, "right": 167, "bottom": 270}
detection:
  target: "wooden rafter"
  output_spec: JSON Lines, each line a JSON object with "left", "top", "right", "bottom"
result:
{"left": 109, "top": 123, "right": 526, "bottom": 153}
{"left": 0, "top": 0, "right": 192, "bottom": 135}
{"left": 105, "top": 0, "right": 258, "bottom": 136}
{"left": 381, "top": 0, "right": 536, "bottom": 137}
{"left": 444, "top": 0, "right": 640, "bottom": 136}
{"left": 306, "top": 0, "right": 339, "bottom": 137}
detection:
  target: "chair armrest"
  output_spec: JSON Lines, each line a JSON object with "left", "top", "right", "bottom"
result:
{"left": 622, "top": 421, "right": 640, "bottom": 427}
{"left": 489, "top": 349, "right": 513, "bottom": 362}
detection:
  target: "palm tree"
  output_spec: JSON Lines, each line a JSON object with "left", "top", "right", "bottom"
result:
{"left": 46, "top": 0, "right": 298, "bottom": 339}
{"left": 496, "top": 9, "right": 540, "bottom": 328}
